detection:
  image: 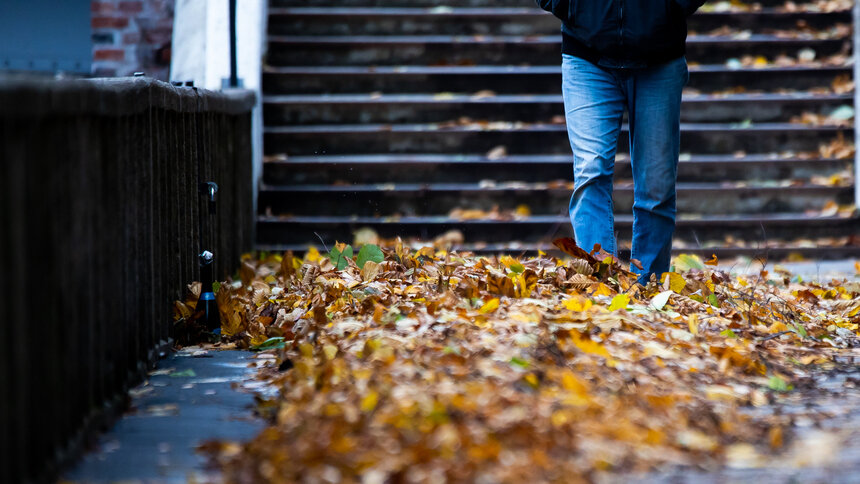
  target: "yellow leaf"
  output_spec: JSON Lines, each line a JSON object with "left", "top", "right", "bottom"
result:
{"left": 515, "top": 270, "right": 538, "bottom": 298}
{"left": 323, "top": 344, "right": 338, "bottom": 360}
{"left": 304, "top": 246, "right": 320, "bottom": 263}
{"left": 524, "top": 373, "right": 539, "bottom": 388}
{"left": 360, "top": 390, "right": 379, "bottom": 412}
{"left": 705, "top": 254, "right": 719, "bottom": 266}
{"left": 563, "top": 296, "right": 593, "bottom": 312}
{"left": 608, "top": 293, "right": 629, "bottom": 311}
{"left": 571, "top": 332, "right": 611, "bottom": 359}
{"left": 500, "top": 255, "right": 524, "bottom": 273}
{"left": 688, "top": 313, "right": 699, "bottom": 335}
{"left": 592, "top": 283, "right": 614, "bottom": 297}
{"left": 855, "top": 261, "right": 860, "bottom": 275}
{"left": 561, "top": 369, "right": 589, "bottom": 397}
{"left": 478, "top": 298, "right": 500, "bottom": 314}
{"left": 661, "top": 272, "right": 686, "bottom": 293}
{"left": 250, "top": 333, "right": 269, "bottom": 347}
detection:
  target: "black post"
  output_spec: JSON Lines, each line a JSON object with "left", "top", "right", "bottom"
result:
{"left": 228, "top": 0, "right": 238, "bottom": 88}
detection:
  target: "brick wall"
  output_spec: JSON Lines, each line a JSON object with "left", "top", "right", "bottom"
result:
{"left": 91, "top": 0, "right": 174, "bottom": 79}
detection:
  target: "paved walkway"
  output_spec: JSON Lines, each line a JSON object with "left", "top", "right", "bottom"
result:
{"left": 63, "top": 349, "right": 270, "bottom": 483}
{"left": 717, "top": 258, "right": 858, "bottom": 282}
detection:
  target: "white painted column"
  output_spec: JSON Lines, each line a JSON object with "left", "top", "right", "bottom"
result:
{"left": 171, "top": 0, "right": 267, "bottom": 218}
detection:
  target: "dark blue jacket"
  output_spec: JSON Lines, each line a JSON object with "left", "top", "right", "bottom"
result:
{"left": 536, "top": 0, "right": 707, "bottom": 65}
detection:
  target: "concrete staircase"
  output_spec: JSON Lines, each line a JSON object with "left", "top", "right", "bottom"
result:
{"left": 258, "top": 0, "right": 859, "bottom": 259}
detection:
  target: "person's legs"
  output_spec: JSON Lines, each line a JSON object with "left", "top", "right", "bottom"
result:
{"left": 624, "top": 56, "right": 688, "bottom": 283}
{"left": 561, "top": 54, "right": 626, "bottom": 256}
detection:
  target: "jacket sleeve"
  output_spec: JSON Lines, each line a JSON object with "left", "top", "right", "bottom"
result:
{"left": 535, "top": 0, "right": 571, "bottom": 21}
{"left": 674, "top": 0, "right": 707, "bottom": 16}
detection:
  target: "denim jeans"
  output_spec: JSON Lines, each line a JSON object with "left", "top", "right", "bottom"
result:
{"left": 561, "top": 53, "right": 688, "bottom": 284}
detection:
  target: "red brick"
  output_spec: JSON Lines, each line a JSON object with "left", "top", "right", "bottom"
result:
{"left": 118, "top": 1, "right": 143, "bottom": 14}
{"left": 91, "top": 1, "right": 116, "bottom": 14}
{"left": 92, "top": 16, "right": 129, "bottom": 29}
{"left": 94, "top": 48, "right": 125, "bottom": 61}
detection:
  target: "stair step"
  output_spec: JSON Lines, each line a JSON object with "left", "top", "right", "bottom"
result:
{"left": 256, "top": 213, "right": 859, "bottom": 247}
{"left": 255, "top": 243, "right": 860, "bottom": 261}
{"left": 258, "top": 213, "right": 856, "bottom": 227}
{"left": 263, "top": 92, "right": 853, "bottom": 124}
{"left": 265, "top": 154, "right": 852, "bottom": 184}
{"left": 264, "top": 122, "right": 852, "bottom": 155}
{"left": 269, "top": 7, "right": 849, "bottom": 36}
{"left": 259, "top": 182, "right": 852, "bottom": 216}
{"left": 263, "top": 65, "right": 852, "bottom": 94}
{"left": 267, "top": 34, "right": 849, "bottom": 66}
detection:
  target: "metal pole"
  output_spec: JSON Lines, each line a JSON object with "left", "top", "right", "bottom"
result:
{"left": 228, "top": 0, "right": 239, "bottom": 88}
{"left": 854, "top": 0, "right": 860, "bottom": 208}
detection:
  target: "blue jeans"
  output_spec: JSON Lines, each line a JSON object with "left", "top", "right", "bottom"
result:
{"left": 561, "top": 54, "right": 688, "bottom": 284}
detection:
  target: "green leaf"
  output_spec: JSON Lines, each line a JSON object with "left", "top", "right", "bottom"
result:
{"left": 212, "top": 281, "right": 221, "bottom": 293}
{"left": 327, "top": 244, "right": 354, "bottom": 270}
{"left": 442, "top": 345, "right": 461, "bottom": 355}
{"left": 674, "top": 254, "right": 705, "bottom": 272}
{"left": 768, "top": 376, "right": 792, "bottom": 392}
{"left": 356, "top": 244, "right": 384, "bottom": 268}
{"left": 828, "top": 104, "right": 854, "bottom": 121}
{"left": 791, "top": 322, "right": 808, "bottom": 339}
{"left": 250, "top": 337, "right": 286, "bottom": 351}
{"left": 720, "top": 329, "right": 738, "bottom": 339}
{"left": 509, "top": 356, "right": 530, "bottom": 369}
{"left": 708, "top": 293, "right": 719, "bottom": 307}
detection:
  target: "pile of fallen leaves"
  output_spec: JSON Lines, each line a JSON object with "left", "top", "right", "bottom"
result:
{"left": 193, "top": 239, "right": 860, "bottom": 482}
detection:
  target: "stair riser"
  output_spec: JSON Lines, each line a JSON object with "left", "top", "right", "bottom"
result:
{"left": 264, "top": 97, "right": 851, "bottom": 125}
{"left": 257, "top": 220, "right": 858, "bottom": 247}
{"left": 270, "top": 12, "right": 848, "bottom": 37}
{"left": 267, "top": 39, "right": 847, "bottom": 67}
{"left": 264, "top": 128, "right": 849, "bottom": 155}
{"left": 265, "top": 160, "right": 853, "bottom": 185}
{"left": 269, "top": 14, "right": 556, "bottom": 36}
{"left": 263, "top": 69, "right": 850, "bottom": 95}
{"left": 259, "top": 188, "right": 851, "bottom": 216}
{"left": 273, "top": 0, "right": 537, "bottom": 6}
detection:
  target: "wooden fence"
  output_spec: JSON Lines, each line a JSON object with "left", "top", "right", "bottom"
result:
{"left": 0, "top": 77, "right": 255, "bottom": 483}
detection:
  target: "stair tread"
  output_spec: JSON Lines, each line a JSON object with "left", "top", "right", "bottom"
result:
{"left": 268, "top": 34, "right": 848, "bottom": 44}
{"left": 263, "top": 64, "right": 851, "bottom": 75}
{"left": 260, "top": 182, "right": 852, "bottom": 193}
{"left": 270, "top": 6, "right": 850, "bottom": 17}
{"left": 265, "top": 154, "right": 848, "bottom": 164}
{"left": 265, "top": 122, "right": 852, "bottom": 133}
{"left": 255, "top": 243, "right": 860, "bottom": 256}
{"left": 258, "top": 213, "right": 857, "bottom": 225}
{"left": 264, "top": 92, "right": 853, "bottom": 104}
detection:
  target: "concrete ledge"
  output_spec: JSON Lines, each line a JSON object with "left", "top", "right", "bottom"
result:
{"left": 0, "top": 77, "right": 256, "bottom": 118}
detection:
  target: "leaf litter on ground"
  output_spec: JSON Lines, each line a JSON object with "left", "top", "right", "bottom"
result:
{"left": 186, "top": 238, "right": 860, "bottom": 482}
